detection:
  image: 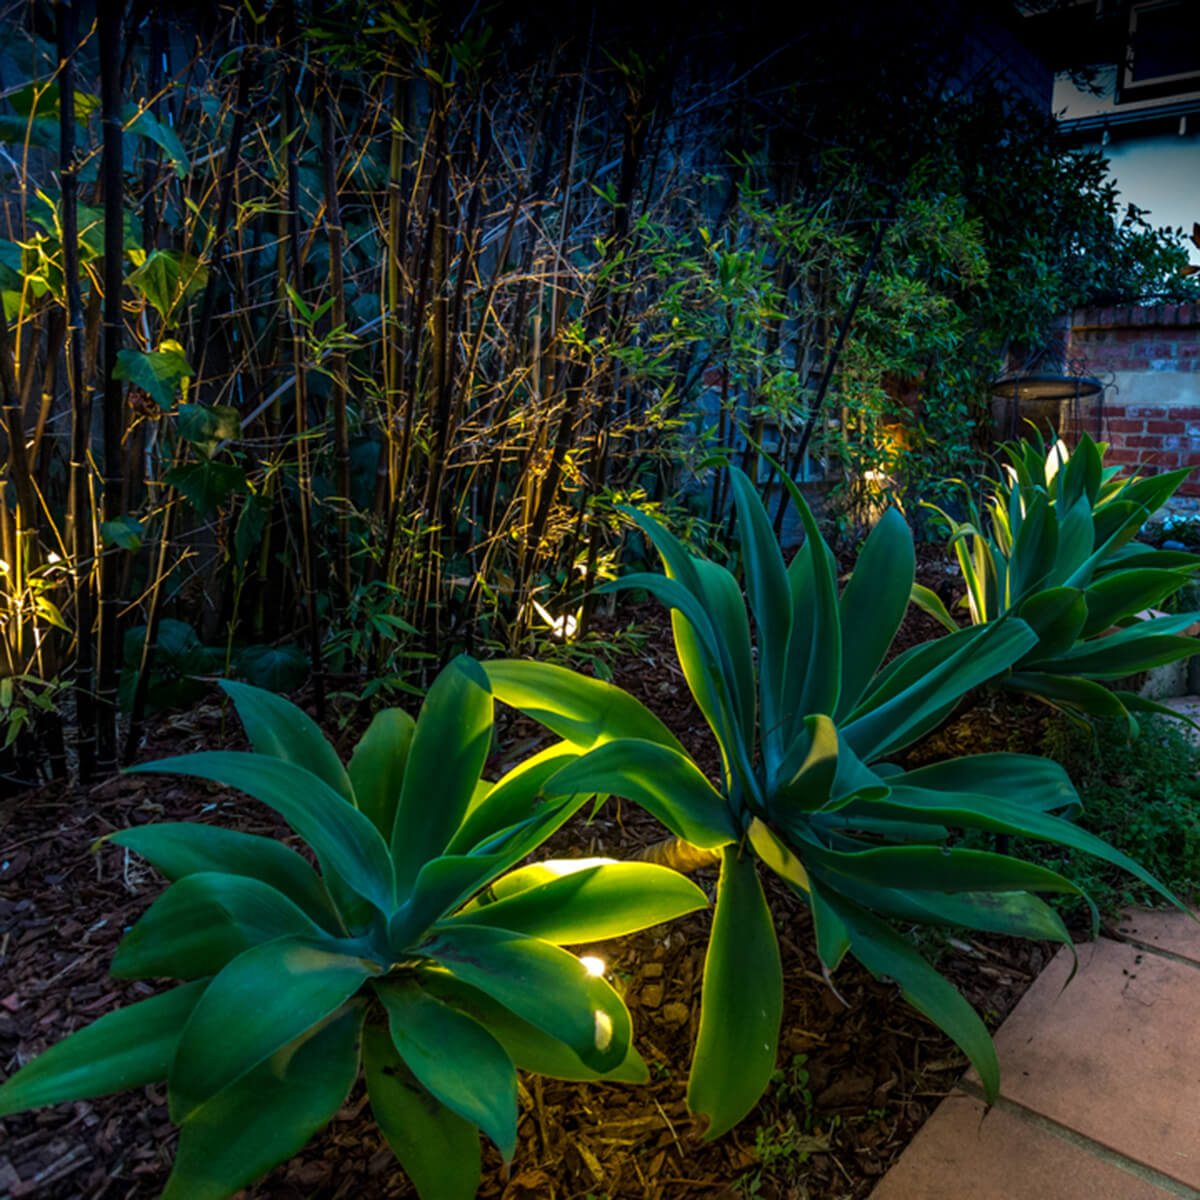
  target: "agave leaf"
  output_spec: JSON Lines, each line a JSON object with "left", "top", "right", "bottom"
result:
{"left": 392, "top": 656, "right": 493, "bottom": 896}
{"left": 127, "top": 752, "right": 395, "bottom": 923}
{"left": 692, "top": 555, "right": 757, "bottom": 747}
{"left": 815, "top": 884, "right": 1000, "bottom": 1101}
{"left": 1034, "top": 630, "right": 1200, "bottom": 679}
{"left": 887, "top": 753, "right": 1079, "bottom": 814}
{"left": 374, "top": 978, "right": 517, "bottom": 1161}
{"left": 771, "top": 714, "right": 840, "bottom": 815}
{"left": 687, "top": 846, "right": 782, "bottom": 1140}
{"left": 363, "top": 1024, "right": 482, "bottom": 1200}
{"left": 163, "top": 1002, "right": 364, "bottom": 1200}
{"left": 348, "top": 708, "right": 416, "bottom": 839}
{"left": 1006, "top": 491, "right": 1057, "bottom": 605}
{"left": 441, "top": 860, "right": 707, "bottom": 944}
{"left": 416, "top": 968, "right": 649, "bottom": 1083}
{"left": 1052, "top": 495, "right": 1095, "bottom": 584}
{"left": 219, "top": 680, "right": 353, "bottom": 803}
{"left": 1003, "top": 671, "right": 1129, "bottom": 723}
{"left": 422, "top": 923, "right": 631, "bottom": 1074}
{"left": 542, "top": 738, "right": 737, "bottom": 849}
{"left": 168, "top": 938, "right": 379, "bottom": 1123}
{"left": 909, "top": 582, "right": 959, "bottom": 634}
{"left": 726, "top": 466, "right": 791, "bottom": 767}
{"left": 836, "top": 508, "right": 915, "bottom": 719}
{"left": 105, "top": 823, "right": 338, "bottom": 930}
{"left": 446, "top": 740, "right": 581, "bottom": 855}
{"left": 112, "top": 872, "right": 326, "bottom": 979}
{"left": 1016, "top": 587, "right": 1088, "bottom": 662}
{"left": 482, "top": 659, "right": 685, "bottom": 753}
{"left": 0, "top": 981, "right": 206, "bottom": 1117}
{"left": 1080, "top": 569, "right": 1193, "bottom": 639}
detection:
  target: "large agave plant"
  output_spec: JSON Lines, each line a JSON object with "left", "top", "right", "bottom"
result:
{"left": 0, "top": 659, "right": 707, "bottom": 1200}
{"left": 918, "top": 432, "right": 1200, "bottom": 729}
{"left": 483, "top": 465, "right": 1188, "bottom": 1139}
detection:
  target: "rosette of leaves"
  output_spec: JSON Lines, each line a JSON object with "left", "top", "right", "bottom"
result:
{"left": 917, "top": 433, "right": 1200, "bottom": 729}
{"left": 481, "top": 464, "right": 1190, "bottom": 1140}
{"left": 0, "top": 658, "right": 707, "bottom": 1200}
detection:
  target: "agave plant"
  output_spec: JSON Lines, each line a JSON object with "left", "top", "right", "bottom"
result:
{"left": 0, "top": 658, "right": 707, "bottom": 1200}
{"left": 482, "top": 464, "right": 1188, "bottom": 1140}
{"left": 917, "top": 433, "right": 1200, "bottom": 728}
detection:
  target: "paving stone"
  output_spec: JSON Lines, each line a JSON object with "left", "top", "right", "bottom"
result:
{"left": 869, "top": 1092, "right": 1174, "bottom": 1200}
{"left": 1115, "top": 909, "right": 1200, "bottom": 967}
{"left": 974, "top": 938, "right": 1200, "bottom": 1189}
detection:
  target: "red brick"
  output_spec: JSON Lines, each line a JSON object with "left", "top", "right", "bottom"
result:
{"left": 1114, "top": 358, "right": 1152, "bottom": 370}
{"left": 1104, "top": 404, "right": 1126, "bottom": 417}
{"left": 1115, "top": 328, "right": 1142, "bottom": 343}
{"left": 1105, "top": 449, "right": 1143, "bottom": 464}
{"left": 1126, "top": 406, "right": 1168, "bottom": 418}
{"left": 1174, "top": 407, "right": 1200, "bottom": 418}
{"left": 1106, "top": 419, "right": 1144, "bottom": 433}
{"left": 1178, "top": 479, "right": 1200, "bottom": 496}
{"left": 1145, "top": 420, "right": 1181, "bottom": 433}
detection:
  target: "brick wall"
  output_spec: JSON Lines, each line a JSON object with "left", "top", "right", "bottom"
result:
{"left": 1069, "top": 304, "right": 1200, "bottom": 498}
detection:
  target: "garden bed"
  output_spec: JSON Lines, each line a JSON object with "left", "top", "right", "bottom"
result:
{"left": 0, "top": 592, "right": 1055, "bottom": 1200}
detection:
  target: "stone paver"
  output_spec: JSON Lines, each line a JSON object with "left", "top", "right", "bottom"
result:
{"left": 968, "top": 937, "right": 1200, "bottom": 1190}
{"left": 869, "top": 1091, "right": 1176, "bottom": 1200}
{"left": 1115, "top": 909, "right": 1200, "bottom": 967}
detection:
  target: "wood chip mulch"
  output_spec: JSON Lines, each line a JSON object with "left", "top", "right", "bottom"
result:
{"left": 1, "top": 579, "right": 1056, "bottom": 1200}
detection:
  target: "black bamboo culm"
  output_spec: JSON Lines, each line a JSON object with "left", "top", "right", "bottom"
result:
{"left": 58, "top": 0, "right": 97, "bottom": 782}
{"left": 95, "top": 0, "right": 125, "bottom": 775}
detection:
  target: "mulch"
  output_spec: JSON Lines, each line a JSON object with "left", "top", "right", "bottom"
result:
{"left": 1, "top": 568, "right": 1058, "bottom": 1200}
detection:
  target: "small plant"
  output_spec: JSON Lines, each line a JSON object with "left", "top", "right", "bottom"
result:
{"left": 484, "top": 463, "right": 1190, "bottom": 1140}
{"left": 0, "top": 658, "right": 707, "bottom": 1200}
{"left": 918, "top": 433, "right": 1200, "bottom": 729}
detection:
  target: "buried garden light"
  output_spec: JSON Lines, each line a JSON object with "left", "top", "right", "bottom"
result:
{"left": 0, "top": 658, "right": 707, "bottom": 1200}
{"left": 483, "top": 461, "right": 1194, "bottom": 1141}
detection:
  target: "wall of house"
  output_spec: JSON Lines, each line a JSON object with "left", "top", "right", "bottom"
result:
{"left": 1068, "top": 303, "right": 1200, "bottom": 498}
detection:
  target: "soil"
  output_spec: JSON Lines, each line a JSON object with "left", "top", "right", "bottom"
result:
{"left": 1, "top": 575, "right": 1055, "bottom": 1200}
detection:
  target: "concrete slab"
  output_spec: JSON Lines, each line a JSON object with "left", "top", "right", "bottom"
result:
{"left": 869, "top": 1092, "right": 1175, "bottom": 1200}
{"left": 971, "top": 938, "right": 1200, "bottom": 1190}
{"left": 1115, "top": 909, "right": 1200, "bottom": 967}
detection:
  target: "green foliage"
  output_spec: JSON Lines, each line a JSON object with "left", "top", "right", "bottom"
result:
{"left": 1023, "top": 716, "right": 1200, "bottom": 923}
{"left": 0, "top": 662, "right": 707, "bottom": 1199}
{"left": 920, "top": 433, "right": 1200, "bottom": 729}
{"left": 485, "top": 465, "right": 1191, "bottom": 1138}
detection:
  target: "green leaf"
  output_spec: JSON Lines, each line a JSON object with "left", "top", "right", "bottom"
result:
{"left": 100, "top": 514, "right": 144, "bottom": 552}
{"left": 817, "top": 886, "right": 1000, "bottom": 1101}
{"left": 126, "top": 249, "right": 206, "bottom": 320}
{"left": 483, "top": 657, "right": 686, "bottom": 754}
{"left": 909, "top": 582, "right": 960, "bottom": 633}
{"left": 423, "top": 924, "right": 631, "bottom": 1074}
{"left": 105, "top": 822, "right": 338, "bottom": 929}
{"left": 1004, "top": 671, "right": 1129, "bottom": 722}
{"left": 887, "top": 753, "right": 1079, "bottom": 814}
{"left": 111, "top": 872, "right": 327, "bottom": 979}
{"left": 126, "top": 752, "right": 394, "bottom": 921}
{"left": 363, "top": 1024, "right": 482, "bottom": 1200}
{"left": 164, "top": 1003, "right": 363, "bottom": 1200}
{"left": 219, "top": 679, "right": 352, "bottom": 800}
{"left": 126, "top": 107, "right": 191, "bottom": 177}
{"left": 113, "top": 345, "right": 193, "bottom": 409}
{"left": 236, "top": 644, "right": 309, "bottom": 692}
{"left": 0, "top": 982, "right": 206, "bottom": 1117}
{"left": 177, "top": 403, "right": 241, "bottom": 458}
{"left": 348, "top": 708, "right": 416, "bottom": 839}
{"left": 168, "top": 938, "right": 378, "bottom": 1123}
{"left": 445, "top": 860, "right": 707, "bottom": 943}
{"left": 392, "top": 656, "right": 493, "bottom": 895}
{"left": 1017, "top": 587, "right": 1088, "bottom": 662}
{"left": 687, "top": 846, "right": 782, "bottom": 1140}
{"left": 232, "top": 493, "right": 271, "bottom": 568}
{"left": 416, "top": 968, "right": 648, "bottom": 1083}
{"left": 1036, "top": 631, "right": 1200, "bottom": 679}
{"left": 543, "top": 738, "right": 736, "bottom": 849}
{"left": 837, "top": 508, "right": 916, "bottom": 718}
{"left": 1080, "top": 569, "right": 1192, "bottom": 638}
{"left": 374, "top": 979, "right": 517, "bottom": 1160}
{"left": 165, "top": 460, "right": 248, "bottom": 515}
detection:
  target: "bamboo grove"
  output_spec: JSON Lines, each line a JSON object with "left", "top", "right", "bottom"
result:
{"left": 1, "top": 1, "right": 1195, "bottom": 795}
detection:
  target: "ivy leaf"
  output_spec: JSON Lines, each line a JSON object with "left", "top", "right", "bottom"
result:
{"left": 100, "top": 515, "right": 145, "bottom": 552}
{"left": 126, "top": 250, "right": 207, "bottom": 324}
{"left": 125, "top": 106, "right": 190, "bottom": 177}
{"left": 114, "top": 344, "right": 193, "bottom": 410}
{"left": 237, "top": 645, "right": 310, "bottom": 693}
{"left": 177, "top": 405, "right": 241, "bottom": 458}
{"left": 165, "top": 461, "right": 248, "bottom": 515}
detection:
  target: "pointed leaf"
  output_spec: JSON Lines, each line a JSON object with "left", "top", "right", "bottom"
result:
{"left": 348, "top": 708, "right": 416, "bottom": 839}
